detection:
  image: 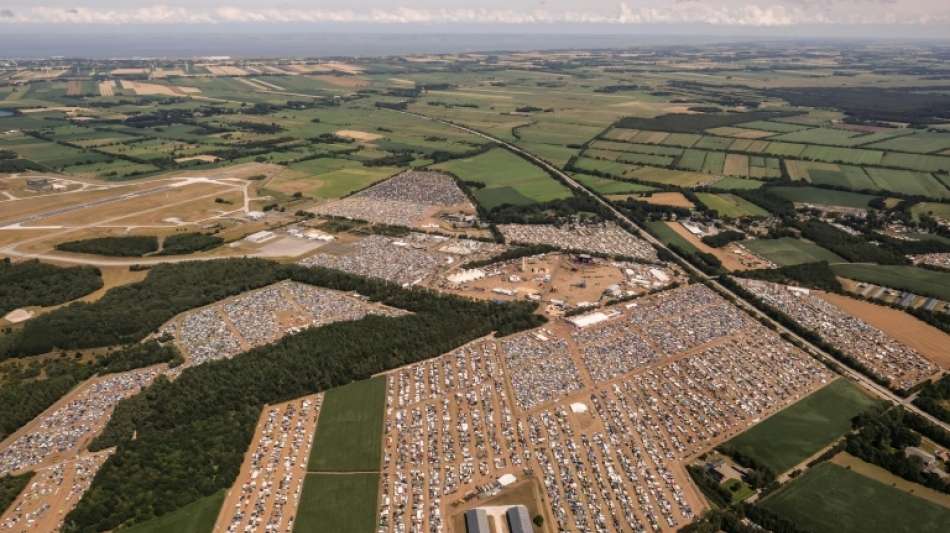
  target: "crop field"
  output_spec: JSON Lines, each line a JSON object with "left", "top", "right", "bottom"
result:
{"left": 711, "top": 177, "right": 765, "bottom": 190}
{"left": 724, "top": 379, "right": 876, "bottom": 474}
{"left": 867, "top": 131, "right": 950, "bottom": 153}
{"left": 573, "top": 173, "right": 656, "bottom": 195}
{"left": 294, "top": 473, "right": 380, "bottom": 533}
{"left": 910, "top": 202, "right": 950, "bottom": 221}
{"left": 881, "top": 152, "right": 950, "bottom": 173}
{"left": 762, "top": 463, "right": 950, "bottom": 533}
{"left": 744, "top": 237, "right": 844, "bottom": 266}
{"left": 864, "top": 168, "right": 950, "bottom": 198}
{"left": 630, "top": 166, "right": 714, "bottom": 187}
{"left": 435, "top": 148, "right": 572, "bottom": 208}
{"left": 694, "top": 193, "right": 769, "bottom": 218}
{"left": 767, "top": 186, "right": 879, "bottom": 208}
{"left": 307, "top": 377, "right": 386, "bottom": 473}
{"left": 830, "top": 264, "right": 950, "bottom": 301}
{"left": 800, "top": 145, "right": 884, "bottom": 166}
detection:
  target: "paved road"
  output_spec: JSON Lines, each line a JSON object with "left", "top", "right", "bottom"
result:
{"left": 398, "top": 109, "right": 950, "bottom": 432}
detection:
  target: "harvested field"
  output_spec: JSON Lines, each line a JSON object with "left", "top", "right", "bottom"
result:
{"left": 312, "top": 75, "right": 369, "bottom": 89}
{"left": 722, "top": 154, "right": 750, "bottom": 176}
{"left": 66, "top": 80, "right": 83, "bottom": 96}
{"left": 641, "top": 192, "right": 696, "bottom": 209}
{"left": 818, "top": 292, "right": 950, "bottom": 369}
{"left": 335, "top": 129, "right": 382, "bottom": 142}
{"left": 205, "top": 65, "right": 249, "bottom": 76}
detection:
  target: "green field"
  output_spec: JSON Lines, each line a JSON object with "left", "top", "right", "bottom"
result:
{"left": 711, "top": 177, "right": 765, "bottom": 190}
{"left": 294, "top": 473, "right": 379, "bottom": 533}
{"left": 121, "top": 490, "right": 225, "bottom": 533}
{"left": 573, "top": 173, "right": 655, "bottom": 195}
{"left": 695, "top": 193, "right": 770, "bottom": 218}
{"left": 830, "top": 264, "right": 950, "bottom": 301}
{"left": 724, "top": 380, "right": 876, "bottom": 474}
{"left": 762, "top": 463, "right": 950, "bottom": 533}
{"left": 286, "top": 158, "right": 398, "bottom": 199}
{"left": 767, "top": 186, "right": 879, "bottom": 208}
{"left": 864, "top": 168, "right": 950, "bottom": 199}
{"left": 911, "top": 202, "right": 950, "bottom": 221}
{"left": 744, "top": 237, "right": 844, "bottom": 266}
{"left": 307, "top": 377, "right": 386, "bottom": 472}
{"left": 434, "top": 147, "right": 572, "bottom": 209}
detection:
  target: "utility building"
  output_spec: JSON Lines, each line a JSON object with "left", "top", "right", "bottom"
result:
{"left": 464, "top": 508, "right": 490, "bottom": 533}
{"left": 506, "top": 505, "right": 534, "bottom": 533}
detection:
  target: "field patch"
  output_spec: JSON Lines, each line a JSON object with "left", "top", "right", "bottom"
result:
{"left": 294, "top": 473, "right": 379, "bottom": 533}
{"left": 307, "top": 377, "right": 386, "bottom": 473}
{"left": 694, "top": 193, "right": 769, "bottom": 218}
{"left": 767, "top": 186, "right": 878, "bottom": 209}
{"left": 283, "top": 159, "right": 398, "bottom": 199}
{"left": 573, "top": 173, "right": 655, "bottom": 195}
{"left": 830, "top": 264, "right": 950, "bottom": 301}
{"left": 744, "top": 237, "right": 844, "bottom": 266}
{"left": 724, "top": 379, "right": 875, "bottom": 474}
{"left": 434, "top": 148, "right": 572, "bottom": 209}
{"left": 762, "top": 462, "right": 950, "bottom": 533}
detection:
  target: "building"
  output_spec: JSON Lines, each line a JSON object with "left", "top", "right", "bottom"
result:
{"left": 26, "top": 177, "right": 51, "bottom": 192}
{"left": 464, "top": 508, "right": 490, "bottom": 533}
{"left": 506, "top": 505, "right": 534, "bottom": 533}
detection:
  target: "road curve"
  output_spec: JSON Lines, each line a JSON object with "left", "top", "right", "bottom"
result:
{"left": 398, "top": 109, "right": 950, "bottom": 432}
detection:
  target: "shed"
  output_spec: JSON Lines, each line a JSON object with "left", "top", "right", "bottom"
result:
{"left": 464, "top": 508, "right": 490, "bottom": 533}
{"left": 506, "top": 505, "right": 534, "bottom": 533}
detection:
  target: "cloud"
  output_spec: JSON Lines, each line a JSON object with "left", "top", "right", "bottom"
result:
{"left": 0, "top": 3, "right": 947, "bottom": 26}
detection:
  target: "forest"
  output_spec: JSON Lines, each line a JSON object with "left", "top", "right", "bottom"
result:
{"left": 158, "top": 232, "right": 224, "bottom": 255}
{"left": 614, "top": 110, "right": 793, "bottom": 134}
{"left": 62, "top": 259, "right": 543, "bottom": 531}
{"left": 55, "top": 235, "right": 159, "bottom": 257}
{"left": 0, "top": 472, "right": 32, "bottom": 517}
{"left": 912, "top": 374, "right": 950, "bottom": 424}
{"left": 0, "top": 258, "right": 103, "bottom": 315}
{"left": 795, "top": 220, "right": 906, "bottom": 264}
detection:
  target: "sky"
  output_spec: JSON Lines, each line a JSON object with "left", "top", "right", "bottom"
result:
{"left": 0, "top": 1, "right": 949, "bottom": 36}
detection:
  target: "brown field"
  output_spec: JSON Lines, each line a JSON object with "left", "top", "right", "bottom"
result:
{"left": 335, "top": 129, "right": 383, "bottom": 142}
{"left": 119, "top": 80, "right": 199, "bottom": 96}
{"left": 110, "top": 68, "right": 149, "bottom": 76}
{"left": 644, "top": 191, "right": 695, "bottom": 208}
{"left": 98, "top": 80, "right": 115, "bottom": 97}
{"left": 205, "top": 65, "right": 249, "bottom": 76}
{"left": 66, "top": 80, "right": 83, "bottom": 96}
{"left": 174, "top": 154, "right": 221, "bottom": 164}
{"left": 312, "top": 74, "right": 370, "bottom": 89}
{"left": 723, "top": 154, "right": 750, "bottom": 176}
{"left": 818, "top": 291, "right": 950, "bottom": 369}
{"left": 830, "top": 453, "right": 950, "bottom": 508}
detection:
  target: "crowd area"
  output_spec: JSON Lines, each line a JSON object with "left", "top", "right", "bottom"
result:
{"left": 375, "top": 284, "right": 833, "bottom": 533}
{"left": 498, "top": 223, "right": 658, "bottom": 261}
{"left": 161, "top": 280, "right": 403, "bottom": 365}
{"left": 217, "top": 395, "right": 322, "bottom": 533}
{"left": 736, "top": 278, "right": 938, "bottom": 390}
{"left": 0, "top": 451, "right": 112, "bottom": 532}
{"left": 911, "top": 252, "right": 950, "bottom": 270}
{"left": 501, "top": 332, "right": 584, "bottom": 410}
{"left": 0, "top": 368, "right": 159, "bottom": 477}
{"left": 313, "top": 171, "right": 474, "bottom": 228}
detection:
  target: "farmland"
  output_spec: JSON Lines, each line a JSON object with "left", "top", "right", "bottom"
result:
{"left": 435, "top": 147, "right": 572, "bottom": 208}
{"left": 830, "top": 264, "right": 950, "bottom": 301}
{"left": 694, "top": 193, "right": 770, "bottom": 218}
{"left": 744, "top": 237, "right": 845, "bottom": 266}
{"left": 762, "top": 463, "right": 950, "bottom": 533}
{"left": 294, "top": 473, "right": 380, "bottom": 533}
{"left": 307, "top": 377, "right": 386, "bottom": 472}
{"left": 724, "top": 379, "right": 876, "bottom": 474}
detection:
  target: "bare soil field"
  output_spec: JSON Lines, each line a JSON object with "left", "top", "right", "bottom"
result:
{"left": 66, "top": 80, "right": 83, "bottom": 96}
{"left": 335, "top": 129, "right": 383, "bottom": 142}
{"left": 98, "top": 80, "right": 115, "bottom": 97}
{"left": 644, "top": 191, "right": 696, "bottom": 208}
{"left": 818, "top": 292, "right": 950, "bottom": 369}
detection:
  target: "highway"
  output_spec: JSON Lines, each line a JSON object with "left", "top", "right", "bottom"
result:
{"left": 399, "top": 109, "right": 950, "bottom": 432}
